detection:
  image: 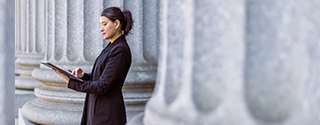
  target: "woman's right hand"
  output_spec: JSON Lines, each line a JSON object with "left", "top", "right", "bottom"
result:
{"left": 68, "top": 68, "right": 84, "bottom": 78}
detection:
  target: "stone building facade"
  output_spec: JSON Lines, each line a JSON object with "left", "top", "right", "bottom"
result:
{"left": 129, "top": 0, "right": 320, "bottom": 125}
{"left": 16, "top": 0, "right": 158, "bottom": 124}
{"left": 15, "top": 0, "right": 320, "bottom": 125}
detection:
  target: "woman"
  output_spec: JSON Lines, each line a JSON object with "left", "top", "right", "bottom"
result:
{"left": 54, "top": 7, "right": 133, "bottom": 125}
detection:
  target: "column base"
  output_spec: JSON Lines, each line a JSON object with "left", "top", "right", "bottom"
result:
{"left": 15, "top": 76, "right": 41, "bottom": 90}
{"left": 15, "top": 89, "right": 36, "bottom": 118}
{"left": 127, "top": 113, "right": 145, "bottom": 125}
{"left": 123, "top": 82, "right": 154, "bottom": 121}
{"left": 18, "top": 108, "right": 37, "bottom": 125}
{"left": 22, "top": 99, "right": 82, "bottom": 125}
{"left": 125, "top": 102, "right": 147, "bottom": 121}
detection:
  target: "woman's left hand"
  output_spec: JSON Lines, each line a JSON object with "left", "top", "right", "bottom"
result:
{"left": 52, "top": 68, "right": 70, "bottom": 83}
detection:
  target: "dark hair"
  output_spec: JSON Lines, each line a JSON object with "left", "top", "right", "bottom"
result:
{"left": 101, "top": 7, "right": 134, "bottom": 36}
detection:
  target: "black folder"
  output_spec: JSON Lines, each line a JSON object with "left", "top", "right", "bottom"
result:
{"left": 40, "top": 61, "right": 84, "bottom": 82}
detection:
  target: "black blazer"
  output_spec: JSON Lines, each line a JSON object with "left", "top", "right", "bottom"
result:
{"left": 68, "top": 35, "right": 131, "bottom": 125}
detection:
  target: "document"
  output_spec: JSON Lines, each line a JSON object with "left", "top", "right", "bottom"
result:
{"left": 40, "top": 61, "right": 84, "bottom": 82}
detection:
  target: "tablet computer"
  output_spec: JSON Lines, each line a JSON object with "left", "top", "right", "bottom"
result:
{"left": 40, "top": 61, "right": 84, "bottom": 82}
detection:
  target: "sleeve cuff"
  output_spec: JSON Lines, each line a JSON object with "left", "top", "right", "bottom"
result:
{"left": 67, "top": 78, "right": 79, "bottom": 89}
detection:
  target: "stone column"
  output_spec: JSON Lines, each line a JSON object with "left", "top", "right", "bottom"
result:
{"left": 103, "top": 0, "right": 159, "bottom": 120}
{"left": 129, "top": 0, "right": 320, "bottom": 125}
{"left": 245, "top": 0, "right": 309, "bottom": 124}
{"left": 15, "top": 0, "right": 26, "bottom": 76}
{"left": 0, "top": 0, "right": 15, "bottom": 124}
{"left": 129, "top": 0, "right": 247, "bottom": 124}
{"left": 15, "top": 0, "right": 21, "bottom": 58}
{"left": 15, "top": 0, "right": 44, "bottom": 90}
{"left": 15, "top": 0, "right": 46, "bottom": 118}
{"left": 22, "top": 0, "right": 158, "bottom": 124}
{"left": 15, "top": 0, "right": 22, "bottom": 75}
{"left": 245, "top": 0, "right": 319, "bottom": 124}
{"left": 22, "top": 0, "right": 102, "bottom": 124}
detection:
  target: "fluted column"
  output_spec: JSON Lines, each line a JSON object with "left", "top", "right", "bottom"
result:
{"left": 22, "top": 0, "right": 102, "bottom": 124}
{"left": 129, "top": 0, "right": 320, "bottom": 125}
{"left": 15, "top": 0, "right": 45, "bottom": 90}
{"left": 103, "top": 0, "right": 159, "bottom": 120}
{"left": 15, "top": 0, "right": 25, "bottom": 58}
{"left": 245, "top": 0, "right": 318, "bottom": 124}
{"left": 15, "top": 0, "right": 21, "bottom": 58}
{"left": 22, "top": 0, "right": 158, "bottom": 124}
{"left": 15, "top": 0, "right": 22, "bottom": 75}
{"left": 135, "top": 0, "right": 247, "bottom": 124}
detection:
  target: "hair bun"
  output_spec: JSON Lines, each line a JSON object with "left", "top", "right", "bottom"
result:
{"left": 122, "top": 10, "right": 134, "bottom": 36}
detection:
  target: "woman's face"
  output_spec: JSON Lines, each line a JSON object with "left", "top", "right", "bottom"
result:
{"left": 100, "top": 16, "right": 117, "bottom": 40}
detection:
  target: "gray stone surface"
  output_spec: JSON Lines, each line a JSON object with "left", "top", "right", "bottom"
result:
{"left": 0, "top": 0, "right": 15, "bottom": 124}
{"left": 18, "top": 109, "right": 36, "bottom": 125}
{"left": 15, "top": 73, "right": 41, "bottom": 90}
{"left": 121, "top": 0, "right": 158, "bottom": 120}
{"left": 245, "top": 0, "right": 308, "bottom": 123}
{"left": 19, "top": 0, "right": 320, "bottom": 125}
{"left": 141, "top": 0, "right": 248, "bottom": 124}
{"left": 22, "top": 0, "right": 93, "bottom": 124}
{"left": 20, "top": 0, "right": 158, "bottom": 124}
{"left": 22, "top": 99, "right": 82, "bottom": 125}
{"left": 129, "top": 0, "right": 320, "bottom": 125}
{"left": 127, "top": 113, "right": 144, "bottom": 125}
{"left": 15, "top": 89, "right": 36, "bottom": 118}
{"left": 14, "top": 0, "right": 45, "bottom": 90}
